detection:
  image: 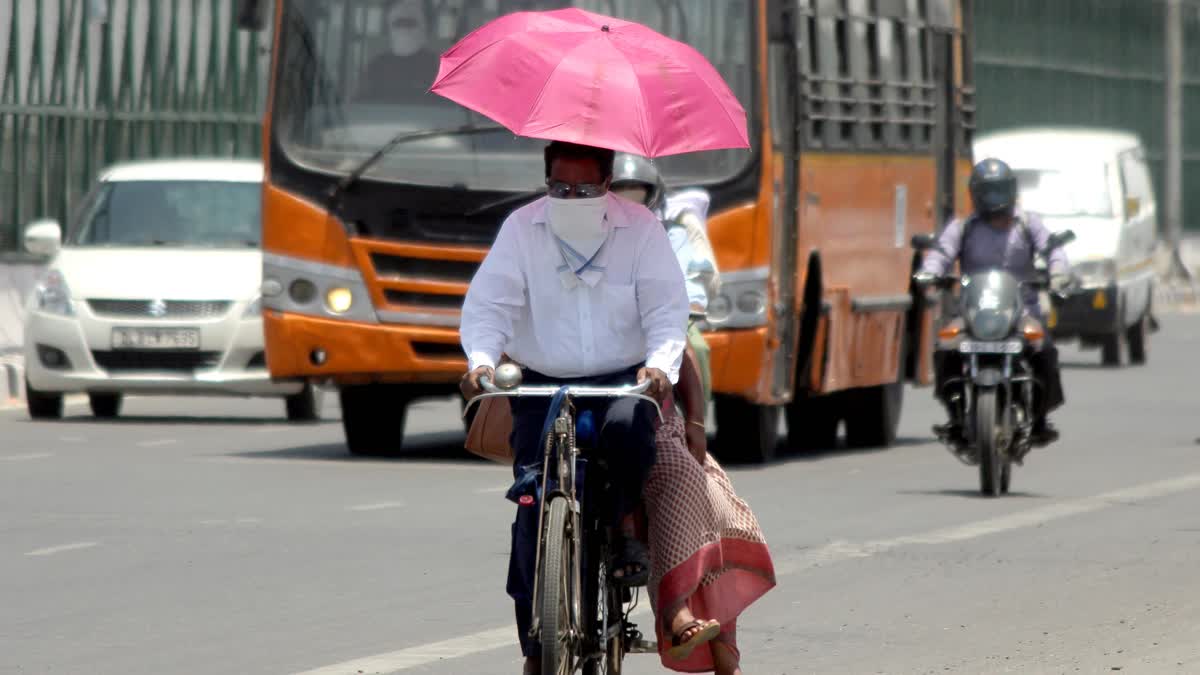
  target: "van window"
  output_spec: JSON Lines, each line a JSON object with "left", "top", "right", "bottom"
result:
{"left": 1014, "top": 167, "right": 1113, "bottom": 218}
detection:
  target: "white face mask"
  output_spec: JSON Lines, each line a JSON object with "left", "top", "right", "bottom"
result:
{"left": 548, "top": 195, "right": 608, "bottom": 260}
{"left": 387, "top": 3, "right": 427, "bottom": 57}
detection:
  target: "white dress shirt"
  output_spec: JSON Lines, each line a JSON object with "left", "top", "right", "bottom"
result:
{"left": 461, "top": 193, "right": 689, "bottom": 383}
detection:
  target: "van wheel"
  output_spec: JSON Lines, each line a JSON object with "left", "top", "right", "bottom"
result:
{"left": 88, "top": 393, "right": 123, "bottom": 419}
{"left": 26, "top": 379, "right": 63, "bottom": 420}
{"left": 285, "top": 383, "right": 324, "bottom": 422}
{"left": 1126, "top": 314, "right": 1148, "bottom": 365}
{"left": 714, "top": 395, "right": 780, "bottom": 464}
{"left": 1100, "top": 331, "right": 1123, "bottom": 367}
{"left": 844, "top": 382, "right": 905, "bottom": 449}
{"left": 340, "top": 385, "right": 409, "bottom": 456}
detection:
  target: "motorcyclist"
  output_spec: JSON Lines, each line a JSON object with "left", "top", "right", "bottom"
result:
{"left": 611, "top": 153, "right": 718, "bottom": 403}
{"left": 917, "top": 157, "right": 1070, "bottom": 447}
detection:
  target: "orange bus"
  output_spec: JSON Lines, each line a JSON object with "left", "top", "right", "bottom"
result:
{"left": 240, "top": 0, "right": 974, "bottom": 462}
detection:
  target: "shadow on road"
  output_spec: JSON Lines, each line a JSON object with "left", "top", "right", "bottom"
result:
{"left": 897, "top": 488, "right": 1049, "bottom": 499}
{"left": 44, "top": 415, "right": 306, "bottom": 426}
{"left": 719, "top": 435, "right": 934, "bottom": 470}
{"left": 228, "top": 430, "right": 487, "bottom": 465}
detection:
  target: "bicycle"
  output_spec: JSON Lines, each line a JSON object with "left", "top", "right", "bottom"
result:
{"left": 466, "top": 364, "right": 663, "bottom": 675}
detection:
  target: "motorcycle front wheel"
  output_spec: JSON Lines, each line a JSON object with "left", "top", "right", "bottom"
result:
{"left": 975, "top": 389, "right": 1005, "bottom": 497}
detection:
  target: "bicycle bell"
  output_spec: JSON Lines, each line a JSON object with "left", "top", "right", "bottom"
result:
{"left": 494, "top": 362, "right": 523, "bottom": 390}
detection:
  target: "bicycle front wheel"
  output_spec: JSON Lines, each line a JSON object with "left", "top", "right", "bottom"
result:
{"left": 540, "top": 496, "right": 576, "bottom": 675}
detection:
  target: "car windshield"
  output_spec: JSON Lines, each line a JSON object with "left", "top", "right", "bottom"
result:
{"left": 273, "top": 0, "right": 755, "bottom": 191}
{"left": 69, "top": 180, "right": 262, "bottom": 247}
{"left": 1014, "top": 168, "right": 1113, "bottom": 218}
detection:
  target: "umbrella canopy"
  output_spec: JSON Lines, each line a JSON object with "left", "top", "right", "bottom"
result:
{"left": 430, "top": 8, "right": 749, "bottom": 158}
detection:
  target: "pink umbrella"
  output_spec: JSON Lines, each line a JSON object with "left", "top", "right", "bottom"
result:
{"left": 430, "top": 8, "right": 749, "bottom": 158}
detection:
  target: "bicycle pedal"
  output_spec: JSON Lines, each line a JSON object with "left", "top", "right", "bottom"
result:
{"left": 626, "top": 638, "right": 658, "bottom": 654}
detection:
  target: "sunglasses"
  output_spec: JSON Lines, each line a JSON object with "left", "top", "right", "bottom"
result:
{"left": 546, "top": 180, "right": 607, "bottom": 199}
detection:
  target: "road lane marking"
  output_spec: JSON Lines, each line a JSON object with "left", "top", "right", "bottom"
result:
{"left": 473, "top": 486, "right": 509, "bottom": 495}
{"left": 347, "top": 501, "right": 407, "bottom": 512}
{"left": 294, "top": 471, "right": 1200, "bottom": 674}
{"left": 25, "top": 541, "right": 99, "bottom": 557}
{"left": 1, "top": 452, "right": 53, "bottom": 461}
{"left": 59, "top": 436, "right": 85, "bottom": 443}
{"left": 137, "top": 439, "right": 178, "bottom": 448}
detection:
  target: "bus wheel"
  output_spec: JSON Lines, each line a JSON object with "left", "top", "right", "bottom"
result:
{"left": 785, "top": 394, "right": 840, "bottom": 452}
{"left": 339, "top": 384, "right": 410, "bottom": 456}
{"left": 713, "top": 395, "right": 780, "bottom": 464}
{"left": 843, "top": 382, "right": 904, "bottom": 449}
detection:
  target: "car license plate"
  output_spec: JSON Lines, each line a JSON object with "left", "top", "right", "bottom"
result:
{"left": 959, "top": 340, "right": 1022, "bottom": 354}
{"left": 111, "top": 327, "right": 200, "bottom": 350}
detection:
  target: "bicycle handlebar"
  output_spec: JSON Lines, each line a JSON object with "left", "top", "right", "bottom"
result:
{"left": 464, "top": 377, "right": 662, "bottom": 421}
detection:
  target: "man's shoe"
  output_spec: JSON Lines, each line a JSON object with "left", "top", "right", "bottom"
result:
{"left": 1030, "top": 419, "right": 1059, "bottom": 447}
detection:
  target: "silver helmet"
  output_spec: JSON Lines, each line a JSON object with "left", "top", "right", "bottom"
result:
{"left": 611, "top": 153, "right": 666, "bottom": 214}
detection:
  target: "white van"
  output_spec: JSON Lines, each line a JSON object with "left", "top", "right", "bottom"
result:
{"left": 974, "top": 128, "right": 1157, "bottom": 366}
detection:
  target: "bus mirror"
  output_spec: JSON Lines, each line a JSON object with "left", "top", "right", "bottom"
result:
{"left": 237, "top": 0, "right": 268, "bottom": 31}
{"left": 765, "top": 0, "right": 796, "bottom": 41}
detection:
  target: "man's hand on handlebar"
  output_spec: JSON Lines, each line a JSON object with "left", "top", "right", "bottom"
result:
{"left": 1049, "top": 273, "right": 1072, "bottom": 295}
{"left": 637, "top": 367, "right": 672, "bottom": 403}
{"left": 912, "top": 271, "right": 939, "bottom": 288}
{"left": 460, "top": 365, "right": 494, "bottom": 400}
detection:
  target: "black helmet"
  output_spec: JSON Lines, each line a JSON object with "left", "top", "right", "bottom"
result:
{"left": 611, "top": 153, "right": 666, "bottom": 214}
{"left": 969, "top": 157, "right": 1018, "bottom": 217}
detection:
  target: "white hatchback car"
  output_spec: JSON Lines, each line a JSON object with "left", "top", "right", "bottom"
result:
{"left": 21, "top": 159, "right": 320, "bottom": 420}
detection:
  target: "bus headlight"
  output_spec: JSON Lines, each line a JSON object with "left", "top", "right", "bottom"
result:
{"left": 325, "top": 287, "right": 354, "bottom": 314}
{"left": 703, "top": 268, "right": 769, "bottom": 330}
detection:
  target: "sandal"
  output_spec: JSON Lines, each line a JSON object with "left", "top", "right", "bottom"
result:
{"left": 611, "top": 536, "right": 650, "bottom": 587}
{"left": 667, "top": 619, "right": 721, "bottom": 661}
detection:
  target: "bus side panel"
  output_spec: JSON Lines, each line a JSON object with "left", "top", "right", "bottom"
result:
{"left": 798, "top": 152, "right": 938, "bottom": 393}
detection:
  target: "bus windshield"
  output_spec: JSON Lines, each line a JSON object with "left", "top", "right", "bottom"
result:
{"left": 272, "top": 0, "right": 755, "bottom": 192}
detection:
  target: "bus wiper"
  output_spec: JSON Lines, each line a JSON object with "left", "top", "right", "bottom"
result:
{"left": 327, "top": 124, "right": 511, "bottom": 213}
{"left": 465, "top": 188, "right": 546, "bottom": 216}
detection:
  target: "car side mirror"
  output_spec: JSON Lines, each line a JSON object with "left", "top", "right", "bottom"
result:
{"left": 23, "top": 219, "right": 62, "bottom": 257}
{"left": 911, "top": 233, "right": 937, "bottom": 251}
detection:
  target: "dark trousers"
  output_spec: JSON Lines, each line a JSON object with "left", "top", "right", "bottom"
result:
{"left": 934, "top": 342, "right": 1065, "bottom": 422}
{"left": 506, "top": 365, "right": 657, "bottom": 657}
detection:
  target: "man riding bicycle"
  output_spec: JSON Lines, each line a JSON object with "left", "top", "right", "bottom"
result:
{"left": 459, "top": 140, "right": 689, "bottom": 672}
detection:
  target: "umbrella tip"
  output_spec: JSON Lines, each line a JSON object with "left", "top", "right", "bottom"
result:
{"left": 601, "top": 24, "right": 610, "bottom": 32}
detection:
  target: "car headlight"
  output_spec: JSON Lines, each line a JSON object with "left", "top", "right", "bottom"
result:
{"left": 966, "top": 306, "right": 1017, "bottom": 341}
{"left": 242, "top": 297, "right": 262, "bottom": 318}
{"left": 702, "top": 268, "right": 767, "bottom": 329}
{"left": 34, "top": 269, "right": 73, "bottom": 316}
{"left": 1072, "top": 259, "right": 1116, "bottom": 287}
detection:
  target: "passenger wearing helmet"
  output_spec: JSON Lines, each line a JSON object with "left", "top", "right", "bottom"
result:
{"left": 611, "top": 154, "right": 717, "bottom": 399}
{"left": 919, "top": 157, "right": 1070, "bottom": 446}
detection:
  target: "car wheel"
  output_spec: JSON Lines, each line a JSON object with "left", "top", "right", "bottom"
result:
{"left": 1126, "top": 314, "right": 1148, "bottom": 365}
{"left": 1100, "top": 331, "right": 1123, "bottom": 367}
{"left": 26, "top": 378, "right": 63, "bottom": 420}
{"left": 88, "top": 392, "right": 123, "bottom": 419}
{"left": 285, "top": 383, "right": 324, "bottom": 422}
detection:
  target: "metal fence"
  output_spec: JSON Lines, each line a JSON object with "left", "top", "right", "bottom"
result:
{"left": 974, "top": 0, "right": 1200, "bottom": 232}
{"left": 0, "top": 0, "right": 271, "bottom": 254}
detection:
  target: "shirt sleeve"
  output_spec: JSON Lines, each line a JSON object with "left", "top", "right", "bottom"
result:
{"left": 460, "top": 215, "right": 527, "bottom": 372}
{"left": 634, "top": 220, "right": 690, "bottom": 384}
{"left": 920, "top": 219, "right": 963, "bottom": 276}
{"left": 1027, "top": 212, "right": 1070, "bottom": 275}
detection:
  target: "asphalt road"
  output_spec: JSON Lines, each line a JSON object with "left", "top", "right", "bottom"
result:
{"left": 3, "top": 315, "right": 1200, "bottom": 674}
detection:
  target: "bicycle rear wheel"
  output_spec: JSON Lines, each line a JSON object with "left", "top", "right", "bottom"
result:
{"left": 540, "top": 496, "right": 576, "bottom": 675}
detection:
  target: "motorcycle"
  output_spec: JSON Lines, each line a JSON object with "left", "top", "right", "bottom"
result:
{"left": 911, "top": 229, "right": 1075, "bottom": 496}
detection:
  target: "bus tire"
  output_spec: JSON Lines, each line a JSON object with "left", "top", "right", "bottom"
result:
{"left": 785, "top": 394, "right": 840, "bottom": 452}
{"left": 714, "top": 395, "right": 780, "bottom": 464}
{"left": 843, "top": 382, "right": 904, "bottom": 449}
{"left": 339, "top": 384, "right": 409, "bottom": 456}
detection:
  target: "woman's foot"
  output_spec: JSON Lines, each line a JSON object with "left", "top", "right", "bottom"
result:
{"left": 522, "top": 655, "right": 540, "bottom": 674}
{"left": 665, "top": 606, "right": 720, "bottom": 660}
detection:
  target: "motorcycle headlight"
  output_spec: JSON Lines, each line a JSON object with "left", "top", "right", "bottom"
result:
{"left": 35, "top": 269, "right": 74, "bottom": 317}
{"left": 966, "top": 306, "right": 1017, "bottom": 341}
